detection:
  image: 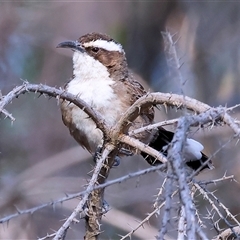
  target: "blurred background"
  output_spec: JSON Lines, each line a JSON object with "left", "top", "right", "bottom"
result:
{"left": 1, "top": 1, "right": 240, "bottom": 239}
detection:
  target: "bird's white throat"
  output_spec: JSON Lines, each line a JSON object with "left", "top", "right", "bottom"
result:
{"left": 72, "top": 51, "right": 111, "bottom": 81}
{"left": 69, "top": 51, "right": 118, "bottom": 111}
{"left": 65, "top": 50, "right": 125, "bottom": 153}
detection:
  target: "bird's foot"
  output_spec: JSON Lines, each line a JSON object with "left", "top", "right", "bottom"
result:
{"left": 93, "top": 146, "right": 102, "bottom": 163}
{"left": 93, "top": 146, "right": 120, "bottom": 166}
{"left": 113, "top": 156, "right": 120, "bottom": 166}
{"left": 80, "top": 199, "right": 111, "bottom": 219}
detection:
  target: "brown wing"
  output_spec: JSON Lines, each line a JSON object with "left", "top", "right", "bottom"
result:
{"left": 112, "top": 75, "right": 155, "bottom": 144}
{"left": 114, "top": 74, "right": 154, "bottom": 115}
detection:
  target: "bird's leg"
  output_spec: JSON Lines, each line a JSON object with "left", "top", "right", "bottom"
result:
{"left": 80, "top": 199, "right": 110, "bottom": 219}
{"left": 113, "top": 156, "right": 120, "bottom": 166}
{"left": 93, "top": 146, "right": 120, "bottom": 166}
{"left": 93, "top": 146, "right": 102, "bottom": 163}
{"left": 119, "top": 148, "right": 133, "bottom": 156}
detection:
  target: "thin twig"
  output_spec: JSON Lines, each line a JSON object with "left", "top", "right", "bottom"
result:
{"left": 0, "top": 163, "right": 166, "bottom": 224}
{"left": 129, "top": 118, "right": 179, "bottom": 136}
{"left": 53, "top": 144, "right": 114, "bottom": 240}
{"left": 1, "top": 108, "right": 15, "bottom": 121}
{"left": 178, "top": 205, "right": 186, "bottom": 240}
{"left": 154, "top": 178, "right": 168, "bottom": 209}
{"left": 226, "top": 103, "right": 240, "bottom": 112}
{"left": 194, "top": 183, "right": 240, "bottom": 238}
{"left": 161, "top": 31, "right": 185, "bottom": 96}
{"left": 197, "top": 174, "right": 235, "bottom": 186}
{"left": 119, "top": 134, "right": 167, "bottom": 164}
{"left": 113, "top": 92, "right": 211, "bottom": 138}
{"left": 167, "top": 117, "right": 198, "bottom": 239}
{"left": 120, "top": 202, "right": 166, "bottom": 240}
{"left": 158, "top": 165, "right": 175, "bottom": 240}
{"left": 38, "top": 232, "right": 56, "bottom": 240}
{"left": 121, "top": 190, "right": 179, "bottom": 240}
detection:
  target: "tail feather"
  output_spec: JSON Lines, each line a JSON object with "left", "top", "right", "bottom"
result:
{"left": 141, "top": 127, "right": 213, "bottom": 172}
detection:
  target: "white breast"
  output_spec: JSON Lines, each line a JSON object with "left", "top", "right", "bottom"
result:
{"left": 64, "top": 51, "right": 123, "bottom": 153}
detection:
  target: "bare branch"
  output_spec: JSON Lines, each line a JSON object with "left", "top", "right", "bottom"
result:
{"left": 223, "top": 112, "right": 240, "bottom": 136}
{"left": 167, "top": 117, "right": 200, "bottom": 239}
{"left": 2, "top": 81, "right": 240, "bottom": 240}
{"left": 120, "top": 188, "right": 179, "bottom": 240}
{"left": 38, "top": 232, "right": 56, "bottom": 240}
{"left": 120, "top": 201, "right": 166, "bottom": 240}
{"left": 119, "top": 134, "right": 167, "bottom": 164}
{"left": 0, "top": 163, "right": 166, "bottom": 224}
{"left": 197, "top": 174, "right": 235, "bottom": 186}
{"left": 158, "top": 166, "right": 175, "bottom": 240}
{"left": 194, "top": 183, "right": 240, "bottom": 238}
{"left": 212, "top": 226, "right": 240, "bottom": 240}
{"left": 178, "top": 205, "right": 186, "bottom": 240}
{"left": 130, "top": 118, "right": 179, "bottom": 136}
{"left": 226, "top": 103, "right": 240, "bottom": 112}
{"left": 53, "top": 144, "right": 115, "bottom": 240}
{"left": 161, "top": 31, "right": 185, "bottom": 96}
{"left": 0, "top": 83, "right": 109, "bottom": 140}
{"left": 154, "top": 178, "right": 168, "bottom": 209}
{"left": 0, "top": 108, "right": 15, "bottom": 121}
{"left": 113, "top": 92, "right": 211, "bottom": 138}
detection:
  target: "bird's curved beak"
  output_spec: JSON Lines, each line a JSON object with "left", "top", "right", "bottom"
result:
{"left": 56, "top": 41, "right": 85, "bottom": 53}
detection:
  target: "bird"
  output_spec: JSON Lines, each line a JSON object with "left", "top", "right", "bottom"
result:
{"left": 57, "top": 32, "right": 213, "bottom": 172}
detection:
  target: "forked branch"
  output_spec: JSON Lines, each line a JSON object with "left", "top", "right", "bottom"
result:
{"left": 1, "top": 82, "right": 240, "bottom": 239}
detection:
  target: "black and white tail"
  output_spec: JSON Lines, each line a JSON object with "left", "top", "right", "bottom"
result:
{"left": 141, "top": 127, "right": 214, "bottom": 171}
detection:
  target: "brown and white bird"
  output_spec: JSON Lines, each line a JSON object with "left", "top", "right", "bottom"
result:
{"left": 57, "top": 32, "right": 213, "bottom": 171}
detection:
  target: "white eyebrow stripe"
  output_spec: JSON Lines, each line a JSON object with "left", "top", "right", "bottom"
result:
{"left": 83, "top": 39, "right": 123, "bottom": 52}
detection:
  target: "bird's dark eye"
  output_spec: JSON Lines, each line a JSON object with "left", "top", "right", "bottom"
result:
{"left": 91, "top": 47, "right": 99, "bottom": 53}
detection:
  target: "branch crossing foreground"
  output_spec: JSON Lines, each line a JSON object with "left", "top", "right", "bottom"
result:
{"left": 0, "top": 82, "right": 240, "bottom": 239}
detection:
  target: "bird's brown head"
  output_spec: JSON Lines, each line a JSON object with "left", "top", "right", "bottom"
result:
{"left": 57, "top": 32, "right": 128, "bottom": 80}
